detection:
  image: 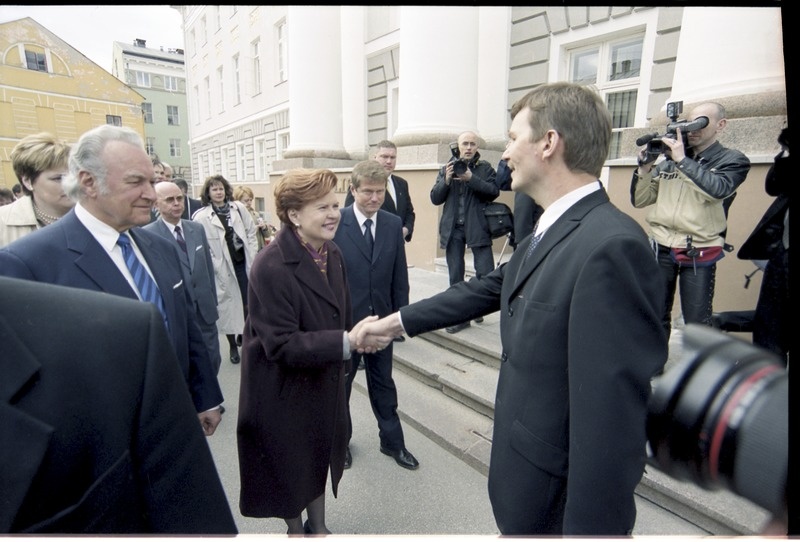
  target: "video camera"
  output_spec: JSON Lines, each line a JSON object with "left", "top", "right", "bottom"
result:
{"left": 646, "top": 324, "right": 787, "bottom": 521}
{"left": 448, "top": 142, "right": 469, "bottom": 177}
{"left": 637, "top": 101, "right": 710, "bottom": 163}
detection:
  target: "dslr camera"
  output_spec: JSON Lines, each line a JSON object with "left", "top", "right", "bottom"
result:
{"left": 448, "top": 142, "right": 470, "bottom": 177}
{"left": 646, "top": 324, "right": 787, "bottom": 520}
{"left": 637, "top": 101, "right": 710, "bottom": 163}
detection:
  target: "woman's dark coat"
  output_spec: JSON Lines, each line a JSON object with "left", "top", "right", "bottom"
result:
{"left": 237, "top": 226, "right": 352, "bottom": 518}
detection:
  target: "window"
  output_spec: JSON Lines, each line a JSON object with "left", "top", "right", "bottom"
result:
{"left": 233, "top": 54, "right": 242, "bottom": 105}
{"left": 277, "top": 130, "right": 290, "bottom": 160}
{"left": 167, "top": 105, "right": 180, "bottom": 126}
{"left": 194, "top": 85, "right": 200, "bottom": 124}
{"left": 276, "top": 20, "right": 288, "bottom": 83}
{"left": 254, "top": 137, "right": 268, "bottom": 179}
{"left": 145, "top": 137, "right": 156, "bottom": 156}
{"left": 164, "top": 75, "right": 179, "bottom": 91}
{"left": 236, "top": 142, "right": 248, "bottom": 181}
{"left": 189, "top": 29, "right": 196, "bottom": 56}
{"left": 252, "top": 39, "right": 262, "bottom": 95}
{"left": 201, "top": 16, "right": 207, "bottom": 45}
{"left": 221, "top": 147, "right": 230, "bottom": 178}
{"left": 567, "top": 35, "right": 643, "bottom": 159}
{"left": 142, "top": 102, "right": 153, "bottom": 124}
{"left": 204, "top": 76, "right": 211, "bottom": 119}
{"left": 213, "top": 6, "right": 221, "bottom": 32}
{"left": 106, "top": 115, "right": 122, "bottom": 126}
{"left": 169, "top": 139, "right": 182, "bottom": 158}
{"left": 25, "top": 50, "right": 47, "bottom": 72}
{"left": 217, "top": 66, "right": 225, "bottom": 112}
{"left": 134, "top": 70, "right": 151, "bottom": 88}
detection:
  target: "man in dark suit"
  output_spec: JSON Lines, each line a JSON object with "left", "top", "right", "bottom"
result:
{"left": 359, "top": 83, "right": 667, "bottom": 535}
{"left": 344, "top": 140, "right": 415, "bottom": 242}
{"left": 334, "top": 160, "right": 418, "bottom": 471}
{"left": 174, "top": 177, "right": 204, "bottom": 220}
{"left": 0, "top": 276, "right": 237, "bottom": 534}
{"left": 0, "top": 125, "right": 224, "bottom": 436}
{"left": 145, "top": 181, "right": 222, "bottom": 374}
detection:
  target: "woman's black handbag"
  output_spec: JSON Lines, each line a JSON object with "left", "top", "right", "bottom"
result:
{"left": 484, "top": 202, "right": 514, "bottom": 239}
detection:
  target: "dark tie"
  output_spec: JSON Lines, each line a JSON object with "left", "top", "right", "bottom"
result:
{"left": 524, "top": 222, "right": 543, "bottom": 262}
{"left": 174, "top": 225, "right": 188, "bottom": 254}
{"left": 117, "top": 233, "right": 168, "bottom": 328}
{"left": 363, "top": 218, "right": 374, "bottom": 255}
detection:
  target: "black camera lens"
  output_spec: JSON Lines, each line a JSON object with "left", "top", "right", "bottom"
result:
{"left": 453, "top": 160, "right": 468, "bottom": 176}
{"left": 647, "top": 325, "right": 787, "bottom": 518}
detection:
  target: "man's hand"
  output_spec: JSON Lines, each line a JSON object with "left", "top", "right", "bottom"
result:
{"left": 357, "top": 313, "right": 404, "bottom": 350}
{"left": 349, "top": 315, "right": 393, "bottom": 353}
{"left": 198, "top": 408, "right": 222, "bottom": 436}
{"left": 662, "top": 126, "right": 687, "bottom": 163}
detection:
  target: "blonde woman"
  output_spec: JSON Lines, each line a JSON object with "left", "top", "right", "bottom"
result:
{"left": 0, "top": 133, "right": 72, "bottom": 247}
{"left": 233, "top": 185, "right": 274, "bottom": 250}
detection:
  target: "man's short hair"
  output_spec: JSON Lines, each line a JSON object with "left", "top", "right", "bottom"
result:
{"left": 510, "top": 82, "right": 611, "bottom": 178}
{"left": 350, "top": 160, "right": 388, "bottom": 190}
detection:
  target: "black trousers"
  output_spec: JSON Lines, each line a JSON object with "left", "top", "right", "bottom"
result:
{"left": 345, "top": 343, "right": 405, "bottom": 451}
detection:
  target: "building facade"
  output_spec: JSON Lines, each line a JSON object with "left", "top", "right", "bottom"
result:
{"left": 176, "top": 5, "right": 786, "bottom": 315}
{"left": 112, "top": 39, "right": 192, "bottom": 182}
{"left": 0, "top": 17, "right": 145, "bottom": 189}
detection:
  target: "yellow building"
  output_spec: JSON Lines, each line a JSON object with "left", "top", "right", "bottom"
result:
{"left": 0, "top": 17, "right": 146, "bottom": 188}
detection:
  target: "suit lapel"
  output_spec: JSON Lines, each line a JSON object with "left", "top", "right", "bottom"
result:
{"left": 62, "top": 213, "right": 138, "bottom": 299}
{"left": 507, "top": 189, "right": 608, "bottom": 300}
{"left": 0, "top": 315, "right": 53, "bottom": 532}
{"left": 129, "top": 228, "right": 180, "bottom": 324}
{"left": 342, "top": 207, "right": 373, "bottom": 261}
{"left": 277, "top": 229, "right": 341, "bottom": 309}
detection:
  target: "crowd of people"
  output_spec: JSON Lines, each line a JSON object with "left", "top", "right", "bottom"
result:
{"left": 0, "top": 81, "right": 788, "bottom": 536}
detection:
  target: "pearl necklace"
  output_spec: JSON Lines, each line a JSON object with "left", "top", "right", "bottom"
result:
{"left": 32, "top": 201, "right": 61, "bottom": 226}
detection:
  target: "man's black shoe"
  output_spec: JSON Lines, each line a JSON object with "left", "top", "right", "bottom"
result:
{"left": 445, "top": 322, "right": 470, "bottom": 334}
{"left": 380, "top": 445, "right": 419, "bottom": 470}
{"left": 219, "top": 405, "right": 226, "bottom": 414}
{"left": 474, "top": 317, "right": 484, "bottom": 323}
{"left": 393, "top": 335, "right": 406, "bottom": 342}
{"left": 344, "top": 446, "right": 352, "bottom": 469}
{"left": 230, "top": 345, "right": 240, "bottom": 364}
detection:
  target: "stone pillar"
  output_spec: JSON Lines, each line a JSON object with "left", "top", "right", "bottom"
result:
{"left": 393, "top": 6, "right": 481, "bottom": 147}
{"left": 282, "top": 6, "right": 348, "bottom": 161}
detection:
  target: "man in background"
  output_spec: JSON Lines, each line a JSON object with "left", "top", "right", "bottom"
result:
{"left": 335, "top": 160, "right": 417, "bottom": 471}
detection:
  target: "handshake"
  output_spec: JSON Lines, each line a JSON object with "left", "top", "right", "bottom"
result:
{"left": 348, "top": 313, "right": 405, "bottom": 354}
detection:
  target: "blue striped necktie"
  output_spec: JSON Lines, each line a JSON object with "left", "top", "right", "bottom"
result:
{"left": 117, "top": 232, "right": 168, "bottom": 328}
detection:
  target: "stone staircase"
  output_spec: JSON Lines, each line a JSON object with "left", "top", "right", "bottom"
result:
{"left": 363, "top": 263, "right": 771, "bottom": 535}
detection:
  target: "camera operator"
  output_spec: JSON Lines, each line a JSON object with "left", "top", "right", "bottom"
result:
{"left": 631, "top": 102, "right": 751, "bottom": 337}
{"left": 431, "top": 130, "right": 499, "bottom": 334}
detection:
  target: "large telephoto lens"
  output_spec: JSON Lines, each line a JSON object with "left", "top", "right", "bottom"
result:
{"left": 647, "top": 324, "right": 787, "bottom": 518}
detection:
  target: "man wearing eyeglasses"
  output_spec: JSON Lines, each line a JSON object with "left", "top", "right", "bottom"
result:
{"left": 145, "top": 181, "right": 222, "bottom": 375}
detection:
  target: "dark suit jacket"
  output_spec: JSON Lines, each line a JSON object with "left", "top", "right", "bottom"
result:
{"left": 400, "top": 188, "right": 667, "bottom": 535}
{"left": 184, "top": 197, "right": 204, "bottom": 220}
{"left": 0, "top": 209, "right": 223, "bottom": 413}
{"left": 333, "top": 207, "right": 409, "bottom": 320}
{"left": 0, "top": 277, "right": 236, "bottom": 534}
{"left": 238, "top": 227, "right": 352, "bottom": 518}
{"left": 144, "top": 218, "right": 219, "bottom": 325}
{"left": 345, "top": 174, "right": 415, "bottom": 241}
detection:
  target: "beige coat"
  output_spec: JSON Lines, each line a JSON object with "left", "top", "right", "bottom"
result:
{"left": 192, "top": 201, "right": 258, "bottom": 334}
{"left": 0, "top": 196, "right": 38, "bottom": 248}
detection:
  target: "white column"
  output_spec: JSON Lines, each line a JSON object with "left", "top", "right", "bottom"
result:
{"left": 394, "top": 6, "right": 481, "bottom": 140}
{"left": 671, "top": 7, "right": 784, "bottom": 103}
{"left": 476, "top": 6, "right": 513, "bottom": 145}
{"left": 284, "top": 6, "right": 347, "bottom": 158}
{"left": 340, "top": 6, "right": 368, "bottom": 158}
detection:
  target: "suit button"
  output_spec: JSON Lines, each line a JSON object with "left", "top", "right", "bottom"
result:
{"left": 501, "top": 352, "right": 508, "bottom": 363}
{"left": 333, "top": 312, "right": 339, "bottom": 319}
{"left": 507, "top": 307, "right": 514, "bottom": 317}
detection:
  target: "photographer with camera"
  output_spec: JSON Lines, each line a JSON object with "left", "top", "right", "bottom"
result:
{"left": 431, "top": 130, "right": 499, "bottom": 334}
{"left": 631, "top": 102, "right": 751, "bottom": 337}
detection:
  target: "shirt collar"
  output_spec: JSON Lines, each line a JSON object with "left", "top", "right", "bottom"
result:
{"left": 536, "top": 181, "right": 602, "bottom": 235}
{"left": 74, "top": 202, "right": 128, "bottom": 253}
